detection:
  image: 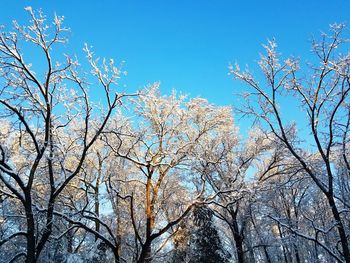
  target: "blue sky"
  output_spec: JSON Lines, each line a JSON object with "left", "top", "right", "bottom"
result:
{"left": 1, "top": 0, "right": 350, "bottom": 133}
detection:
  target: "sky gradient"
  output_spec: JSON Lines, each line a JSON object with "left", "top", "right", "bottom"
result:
{"left": 1, "top": 1, "right": 350, "bottom": 132}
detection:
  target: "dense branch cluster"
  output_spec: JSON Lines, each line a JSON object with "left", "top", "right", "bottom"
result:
{"left": 0, "top": 8, "right": 350, "bottom": 263}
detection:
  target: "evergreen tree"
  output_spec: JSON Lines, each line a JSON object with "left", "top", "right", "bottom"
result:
{"left": 188, "top": 206, "right": 230, "bottom": 263}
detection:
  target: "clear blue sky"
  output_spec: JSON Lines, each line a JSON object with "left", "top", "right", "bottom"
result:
{"left": 1, "top": 1, "right": 350, "bottom": 132}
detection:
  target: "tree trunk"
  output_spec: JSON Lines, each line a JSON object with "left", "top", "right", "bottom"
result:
{"left": 277, "top": 224, "right": 289, "bottom": 263}
{"left": 139, "top": 176, "right": 154, "bottom": 263}
{"left": 113, "top": 247, "right": 120, "bottom": 263}
{"left": 294, "top": 243, "right": 301, "bottom": 263}
{"left": 138, "top": 240, "right": 152, "bottom": 263}
{"left": 263, "top": 245, "right": 272, "bottom": 263}
{"left": 116, "top": 208, "right": 122, "bottom": 263}
{"left": 94, "top": 186, "right": 100, "bottom": 239}
{"left": 25, "top": 194, "right": 36, "bottom": 263}
{"left": 230, "top": 211, "right": 245, "bottom": 263}
{"left": 234, "top": 233, "right": 245, "bottom": 263}
{"left": 327, "top": 195, "right": 350, "bottom": 263}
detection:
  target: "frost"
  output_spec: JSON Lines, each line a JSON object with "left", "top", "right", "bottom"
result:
{"left": 24, "top": 6, "right": 32, "bottom": 12}
{"left": 66, "top": 254, "right": 84, "bottom": 263}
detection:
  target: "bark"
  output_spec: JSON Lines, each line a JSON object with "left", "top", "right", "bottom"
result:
{"left": 327, "top": 195, "right": 350, "bottom": 263}
{"left": 138, "top": 240, "right": 152, "bottom": 263}
{"left": 230, "top": 210, "right": 245, "bottom": 263}
{"left": 141, "top": 175, "right": 154, "bottom": 263}
{"left": 113, "top": 248, "right": 120, "bottom": 263}
{"left": 94, "top": 186, "right": 100, "bottom": 239}
{"left": 277, "top": 223, "right": 290, "bottom": 263}
{"left": 24, "top": 194, "right": 36, "bottom": 263}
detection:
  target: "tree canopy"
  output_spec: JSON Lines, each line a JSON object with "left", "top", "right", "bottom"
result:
{"left": 1, "top": 8, "right": 350, "bottom": 263}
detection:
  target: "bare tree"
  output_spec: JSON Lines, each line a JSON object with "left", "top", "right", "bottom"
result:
{"left": 230, "top": 23, "right": 350, "bottom": 262}
{"left": 103, "top": 84, "right": 233, "bottom": 262}
{"left": 0, "top": 7, "right": 127, "bottom": 262}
